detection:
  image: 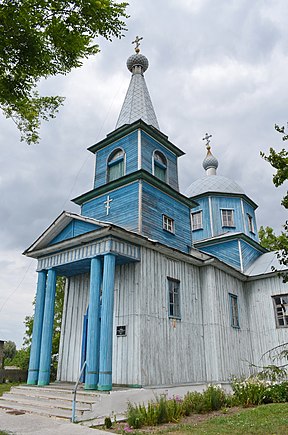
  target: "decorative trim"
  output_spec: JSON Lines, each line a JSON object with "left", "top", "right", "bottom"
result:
{"left": 137, "top": 128, "right": 141, "bottom": 170}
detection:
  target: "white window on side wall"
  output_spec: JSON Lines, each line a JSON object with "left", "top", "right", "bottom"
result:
{"left": 163, "top": 215, "right": 175, "bottom": 233}
{"left": 229, "top": 293, "right": 240, "bottom": 328}
{"left": 191, "top": 211, "right": 203, "bottom": 231}
{"left": 221, "top": 209, "right": 234, "bottom": 227}
{"left": 272, "top": 295, "right": 288, "bottom": 328}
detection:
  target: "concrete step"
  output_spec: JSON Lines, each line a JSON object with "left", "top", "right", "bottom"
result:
{"left": 0, "top": 393, "right": 91, "bottom": 412}
{"left": 7, "top": 386, "right": 97, "bottom": 404}
{"left": 0, "top": 399, "right": 76, "bottom": 419}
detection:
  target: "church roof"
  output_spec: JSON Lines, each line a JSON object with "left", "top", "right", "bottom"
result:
{"left": 185, "top": 175, "right": 245, "bottom": 197}
{"left": 115, "top": 43, "right": 159, "bottom": 130}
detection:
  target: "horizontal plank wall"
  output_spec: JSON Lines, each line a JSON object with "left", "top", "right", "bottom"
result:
{"left": 81, "top": 182, "right": 139, "bottom": 232}
{"left": 211, "top": 196, "right": 244, "bottom": 236}
{"left": 190, "top": 197, "right": 212, "bottom": 241}
{"left": 49, "top": 221, "right": 100, "bottom": 246}
{"left": 200, "top": 240, "right": 241, "bottom": 270}
{"left": 94, "top": 131, "right": 138, "bottom": 188}
{"left": 201, "top": 266, "right": 253, "bottom": 382}
{"left": 245, "top": 276, "right": 288, "bottom": 367}
{"left": 141, "top": 131, "right": 179, "bottom": 191}
{"left": 240, "top": 240, "right": 262, "bottom": 271}
{"left": 138, "top": 248, "right": 206, "bottom": 386}
{"left": 141, "top": 182, "right": 192, "bottom": 252}
{"left": 57, "top": 274, "right": 89, "bottom": 382}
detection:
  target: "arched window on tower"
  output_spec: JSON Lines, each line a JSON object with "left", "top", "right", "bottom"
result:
{"left": 153, "top": 151, "right": 167, "bottom": 182}
{"left": 107, "top": 148, "right": 125, "bottom": 182}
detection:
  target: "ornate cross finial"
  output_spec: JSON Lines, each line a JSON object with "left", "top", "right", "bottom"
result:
{"left": 132, "top": 35, "right": 143, "bottom": 54}
{"left": 202, "top": 132, "right": 212, "bottom": 151}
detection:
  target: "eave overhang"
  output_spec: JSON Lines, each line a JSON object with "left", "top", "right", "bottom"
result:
{"left": 72, "top": 169, "right": 198, "bottom": 209}
{"left": 87, "top": 119, "right": 185, "bottom": 157}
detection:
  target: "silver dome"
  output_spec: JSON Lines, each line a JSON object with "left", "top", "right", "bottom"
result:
{"left": 185, "top": 175, "right": 244, "bottom": 197}
{"left": 127, "top": 54, "right": 149, "bottom": 73}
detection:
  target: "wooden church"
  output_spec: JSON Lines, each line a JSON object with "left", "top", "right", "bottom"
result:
{"left": 24, "top": 40, "right": 288, "bottom": 391}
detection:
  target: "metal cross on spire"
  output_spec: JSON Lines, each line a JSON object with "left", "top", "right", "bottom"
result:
{"left": 202, "top": 133, "right": 212, "bottom": 151}
{"left": 132, "top": 35, "right": 143, "bottom": 54}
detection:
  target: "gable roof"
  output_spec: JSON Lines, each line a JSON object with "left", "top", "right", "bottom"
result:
{"left": 23, "top": 211, "right": 109, "bottom": 254}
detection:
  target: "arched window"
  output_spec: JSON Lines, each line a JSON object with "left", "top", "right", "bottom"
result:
{"left": 107, "top": 148, "right": 125, "bottom": 182}
{"left": 153, "top": 151, "right": 167, "bottom": 182}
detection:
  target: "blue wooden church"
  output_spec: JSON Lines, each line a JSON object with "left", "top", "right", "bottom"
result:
{"left": 24, "top": 40, "right": 288, "bottom": 391}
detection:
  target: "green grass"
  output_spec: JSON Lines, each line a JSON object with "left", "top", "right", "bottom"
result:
{"left": 0, "top": 382, "right": 19, "bottom": 397}
{"left": 154, "top": 403, "right": 288, "bottom": 434}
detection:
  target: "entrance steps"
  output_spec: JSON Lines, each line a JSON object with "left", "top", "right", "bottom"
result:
{"left": 0, "top": 383, "right": 100, "bottom": 421}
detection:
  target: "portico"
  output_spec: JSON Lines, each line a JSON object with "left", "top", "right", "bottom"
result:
{"left": 25, "top": 212, "right": 140, "bottom": 390}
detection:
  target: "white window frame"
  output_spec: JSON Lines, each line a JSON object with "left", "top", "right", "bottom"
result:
{"left": 168, "top": 277, "right": 181, "bottom": 319}
{"left": 229, "top": 293, "right": 240, "bottom": 328}
{"left": 221, "top": 209, "right": 235, "bottom": 227}
{"left": 163, "top": 215, "right": 175, "bottom": 233}
{"left": 191, "top": 210, "right": 203, "bottom": 231}
{"left": 247, "top": 213, "right": 254, "bottom": 233}
{"left": 272, "top": 295, "right": 288, "bottom": 328}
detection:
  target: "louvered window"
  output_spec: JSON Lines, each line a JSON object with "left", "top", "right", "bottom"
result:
{"left": 154, "top": 151, "right": 167, "bottom": 182}
{"left": 107, "top": 148, "right": 125, "bottom": 182}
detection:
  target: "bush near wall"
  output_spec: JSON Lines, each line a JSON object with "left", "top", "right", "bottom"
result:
{"left": 0, "top": 369, "right": 27, "bottom": 383}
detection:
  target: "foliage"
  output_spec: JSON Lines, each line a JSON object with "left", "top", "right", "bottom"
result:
{"left": 260, "top": 124, "right": 288, "bottom": 282}
{"left": 0, "top": 382, "right": 19, "bottom": 397}
{"left": 104, "top": 417, "right": 113, "bottom": 429}
{"left": 127, "top": 386, "right": 230, "bottom": 429}
{"left": 0, "top": 0, "right": 128, "bottom": 144}
{"left": 3, "top": 340, "right": 16, "bottom": 364}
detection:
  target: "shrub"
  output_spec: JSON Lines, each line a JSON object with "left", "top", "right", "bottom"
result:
{"left": 104, "top": 417, "right": 112, "bottom": 429}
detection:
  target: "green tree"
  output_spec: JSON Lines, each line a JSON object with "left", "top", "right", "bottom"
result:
{"left": 0, "top": 0, "right": 128, "bottom": 144}
{"left": 3, "top": 340, "right": 17, "bottom": 364}
{"left": 260, "top": 124, "right": 288, "bottom": 282}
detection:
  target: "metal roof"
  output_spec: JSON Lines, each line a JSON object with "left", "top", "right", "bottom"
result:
{"left": 115, "top": 53, "right": 159, "bottom": 130}
{"left": 245, "top": 251, "right": 287, "bottom": 276}
{"left": 185, "top": 175, "right": 245, "bottom": 197}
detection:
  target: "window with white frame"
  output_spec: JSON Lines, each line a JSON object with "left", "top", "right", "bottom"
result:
{"left": 107, "top": 148, "right": 125, "bottom": 182}
{"left": 272, "top": 295, "right": 288, "bottom": 328}
{"left": 247, "top": 213, "right": 254, "bottom": 233}
{"left": 191, "top": 211, "right": 203, "bottom": 231}
{"left": 229, "top": 293, "right": 240, "bottom": 328}
{"left": 153, "top": 151, "right": 167, "bottom": 182}
{"left": 168, "top": 278, "right": 181, "bottom": 318}
{"left": 221, "top": 209, "right": 235, "bottom": 227}
{"left": 163, "top": 215, "right": 174, "bottom": 233}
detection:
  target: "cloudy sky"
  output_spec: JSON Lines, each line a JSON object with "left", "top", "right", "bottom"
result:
{"left": 1, "top": 0, "right": 287, "bottom": 347}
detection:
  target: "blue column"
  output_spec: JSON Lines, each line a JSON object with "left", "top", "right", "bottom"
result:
{"left": 38, "top": 268, "right": 57, "bottom": 386}
{"left": 85, "top": 257, "right": 102, "bottom": 390}
{"left": 98, "top": 254, "right": 116, "bottom": 391}
{"left": 27, "top": 270, "right": 47, "bottom": 385}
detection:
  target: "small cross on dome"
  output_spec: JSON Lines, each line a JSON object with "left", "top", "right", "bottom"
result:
{"left": 132, "top": 36, "right": 143, "bottom": 54}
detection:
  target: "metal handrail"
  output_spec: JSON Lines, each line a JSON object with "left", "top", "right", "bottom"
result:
{"left": 71, "top": 360, "right": 87, "bottom": 423}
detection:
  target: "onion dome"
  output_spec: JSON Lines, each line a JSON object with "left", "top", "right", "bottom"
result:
{"left": 203, "top": 148, "right": 219, "bottom": 173}
{"left": 127, "top": 54, "right": 149, "bottom": 73}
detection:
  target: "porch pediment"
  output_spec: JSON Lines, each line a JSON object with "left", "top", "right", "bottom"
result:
{"left": 24, "top": 211, "right": 109, "bottom": 254}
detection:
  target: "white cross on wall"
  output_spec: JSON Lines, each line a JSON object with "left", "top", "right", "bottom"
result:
{"left": 104, "top": 195, "right": 113, "bottom": 216}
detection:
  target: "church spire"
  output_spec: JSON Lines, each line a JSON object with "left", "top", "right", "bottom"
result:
{"left": 202, "top": 133, "right": 218, "bottom": 176}
{"left": 115, "top": 36, "right": 160, "bottom": 130}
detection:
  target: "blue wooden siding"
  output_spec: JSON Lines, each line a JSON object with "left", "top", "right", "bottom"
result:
{"left": 81, "top": 182, "right": 139, "bottom": 232}
{"left": 49, "top": 221, "right": 100, "bottom": 246}
{"left": 94, "top": 131, "right": 138, "bottom": 188}
{"left": 191, "top": 197, "right": 212, "bottom": 241}
{"left": 141, "top": 131, "right": 179, "bottom": 191}
{"left": 242, "top": 200, "right": 258, "bottom": 241}
{"left": 141, "top": 181, "right": 192, "bottom": 252}
{"left": 200, "top": 240, "right": 241, "bottom": 270}
{"left": 211, "top": 196, "right": 245, "bottom": 236}
{"left": 240, "top": 240, "right": 262, "bottom": 271}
